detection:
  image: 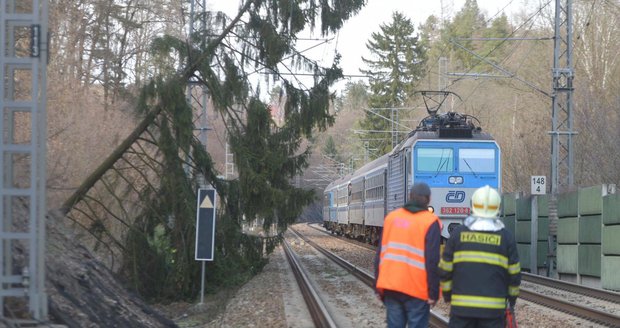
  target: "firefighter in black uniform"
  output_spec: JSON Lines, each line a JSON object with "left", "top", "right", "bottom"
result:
{"left": 439, "top": 185, "right": 521, "bottom": 328}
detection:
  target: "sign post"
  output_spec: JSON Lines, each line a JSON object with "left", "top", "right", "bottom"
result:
{"left": 195, "top": 188, "right": 216, "bottom": 304}
{"left": 530, "top": 176, "right": 545, "bottom": 275}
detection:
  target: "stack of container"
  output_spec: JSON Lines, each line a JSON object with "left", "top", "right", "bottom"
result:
{"left": 577, "top": 186, "right": 606, "bottom": 285}
{"left": 602, "top": 190, "right": 620, "bottom": 291}
{"left": 557, "top": 190, "right": 580, "bottom": 281}
{"left": 502, "top": 185, "right": 617, "bottom": 290}
{"left": 536, "top": 194, "right": 550, "bottom": 274}
{"left": 501, "top": 193, "right": 518, "bottom": 235}
{"left": 515, "top": 195, "right": 532, "bottom": 271}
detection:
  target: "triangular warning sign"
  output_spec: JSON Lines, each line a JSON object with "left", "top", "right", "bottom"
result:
{"left": 200, "top": 195, "right": 214, "bottom": 208}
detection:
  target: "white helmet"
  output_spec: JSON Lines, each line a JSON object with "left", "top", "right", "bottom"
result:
{"left": 471, "top": 185, "right": 501, "bottom": 218}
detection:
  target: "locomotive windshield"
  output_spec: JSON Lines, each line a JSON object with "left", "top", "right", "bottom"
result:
{"left": 415, "top": 147, "right": 497, "bottom": 174}
{"left": 412, "top": 142, "right": 499, "bottom": 232}
{"left": 416, "top": 148, "right": 454, "bottom": 172}
{"left": 458, "top": 149, "right": 495, "bottom": 173}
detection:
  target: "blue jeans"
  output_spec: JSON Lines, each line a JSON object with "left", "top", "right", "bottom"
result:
{"left": 384, "top": 290, "right": 430, "bottom": 328}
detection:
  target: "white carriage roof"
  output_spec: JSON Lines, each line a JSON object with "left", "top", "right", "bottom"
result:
{"left": 324, "top": 153, "right": 389, "bottom": 191}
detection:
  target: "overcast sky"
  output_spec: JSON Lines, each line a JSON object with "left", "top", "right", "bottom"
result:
{"left": 209, "top": 0, "right": 532, "bottom": 92}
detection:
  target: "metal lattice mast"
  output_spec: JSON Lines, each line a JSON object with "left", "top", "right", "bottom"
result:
{"left": 0, "top": 0, "right": 49, "bottom": 321}
{"left": 547, "top": 0, "right": 575, "bottom": 279}
{"left": 550, "top": 0, "right": 575, "bottom": 194}
{"left": 188, "top": 0, "right": 209, "bottom": 160}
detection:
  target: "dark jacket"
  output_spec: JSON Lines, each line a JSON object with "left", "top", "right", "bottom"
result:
{"left": 374, "top": 202, "right": 441, "bottom": 301}
{"left": 439, "top": 221, "right": 521, "bottom": 318}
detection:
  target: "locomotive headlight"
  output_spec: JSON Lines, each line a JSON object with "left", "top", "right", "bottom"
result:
{"left": 449, "top": 176, "right": 463, "bottom": 184}
{"left": 427, "top": 206, "right": 434, "bottom": 213}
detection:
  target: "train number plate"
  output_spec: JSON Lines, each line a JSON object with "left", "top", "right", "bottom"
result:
{"left": 441, "top": 207, "right": 470, "bottom": 215}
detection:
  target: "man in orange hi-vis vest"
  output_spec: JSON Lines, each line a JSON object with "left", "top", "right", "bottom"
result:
{"left": 375, "top": 182, "right": 441, "bottom": 328}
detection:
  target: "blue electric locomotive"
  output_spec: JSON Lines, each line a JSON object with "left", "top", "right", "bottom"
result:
{"left": 323, "top": 92, "right": 501, "bottom": 243}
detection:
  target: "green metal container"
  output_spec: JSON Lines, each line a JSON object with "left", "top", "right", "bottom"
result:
{"left": 537, "top": 194, "right": 549, "bottom": 217}
{"left": 579, "top": 215, "right": 601, "bottom": 244}
{"left": 537, "top": 241, "right": 549, "bottom": 267}
{"left": 578, "top": 245, "right": 601, "bottom": 277}
{"left": 514, "top": 242, "right": 549, "bottom": 269}
{"left": 516, "top": 220, "right": 531, "bottom": 243}
{"left": 602, "top": 225, "right": 620, "bottom": 255}
{"left": 602, "top": 255, "right": 620, "bottom": 291}
{"left": 516, "top": 196, "right": 531, "bottom": 221}
{"left": 503, "top": 215, "right": 516, "bottom": 234}
{"left": 502, "top": 193, "right": 518, "bottom": 216}
{"left": 558, "top": 191, "right": 578, "bottom": 218}
{"left": 578, "top": 185, "right": 605, "bottom": 216}
{"left": 538, "top": 217, "right": 549, "bottom": 241}
{"left": 517, "top": 243, "right": 530, "bottom": 270}
{"left": 603, "top": 194, "right": 620, "bottom": 225}
{"left": 558, "top": 217, "right": 579, "bottom": 244}
{"left": 557, "top": 244, "right": 578, "bottom": 274}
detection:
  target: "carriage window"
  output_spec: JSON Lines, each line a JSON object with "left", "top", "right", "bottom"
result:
{"left": 364, "top": 174, "right": 385, "bottom": 201}
{"left": 416, "top": 148, "right": 453, "bottom": 172}
{"left": 338, "top": 187, "right": 348, "bottom": 205}
{"left": 459, "top": 149, "right": 495, "bottom": 173}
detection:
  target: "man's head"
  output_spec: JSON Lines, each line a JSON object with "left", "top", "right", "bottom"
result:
{"left": 471, "top": 185, "right": 501, "bottom": 218}
{"left": 410, "top": 182, "right": 431, "bottom": 208}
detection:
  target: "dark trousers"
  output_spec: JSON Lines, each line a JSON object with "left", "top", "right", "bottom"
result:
{"left": 383, "top": 290, "right": 429, "bottom": 328}
{"left": 449, "top": 314, "right": 505, "bottom": 328}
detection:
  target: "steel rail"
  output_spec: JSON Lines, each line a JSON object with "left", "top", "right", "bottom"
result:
{"left": 520, "top": 288, "right": 620, "bottom": 326}
{"left": 306, "top": 223, "right": 377, "bottom": 251}
{"left": 290, "top": 227, "right": 450, "bottom": 328}
{"left": 305, "top": 224, "right": 620, "bottom": 326}
{"left": 282, "top": 239, "right": 338, "bottom": 328}
{"left": 522, "top": 272, "right": 620, "bottom": 304}
{"left": 310, "top": 224, "right": 620, "bottom": 304}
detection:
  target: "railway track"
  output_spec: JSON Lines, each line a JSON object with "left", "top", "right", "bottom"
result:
{"left": 303, "top": 223, "right": 620, "bottom": 327}
{"left": 307, "top": 223, "right": 377, "bottom": 251}
{"left": 281, "top": 239, "right": 337, "bottom": 328}
{"left": 522, "top": 272, "right": 620, "bottom": 304}
{"left": 282, "top": 229, "right": 387, "bottom": 327}
{"left": 290, "top": 226, "right": 450, "bottom": 328}
{"left": 519, "top": 288, "right": 620, "bottom": 327}
{"left": 520, "top": 272, "right": 620, "bottom": 326}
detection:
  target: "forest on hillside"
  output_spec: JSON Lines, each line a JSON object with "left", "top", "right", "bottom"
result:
{"left": 45, "top": 0, "right": 620, "bottom": 217}
{"left": 316, "top": 0, "right": 620, "bottom": 194}
{"left": 26, "top": 0, "right": 620, "bottom": 324}
{"left": 43, "top": 0, "right": 369, "bottom": 315}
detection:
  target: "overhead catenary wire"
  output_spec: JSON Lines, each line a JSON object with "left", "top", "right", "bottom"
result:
{"left": 413, "top": 0, "right": 524, "bottom": 93}
{"left": 367, "top": 0, "right": 547, "bottom": 114}
{"left": 445, "top": 0, "right": 554, "bottom": 90}
{"left": 446, "top": 0, "right": 555, "bottom": 111}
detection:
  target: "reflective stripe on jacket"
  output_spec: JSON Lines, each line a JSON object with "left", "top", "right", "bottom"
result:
{"left": 376, "top": 208, "right": 440, "bottom": 301}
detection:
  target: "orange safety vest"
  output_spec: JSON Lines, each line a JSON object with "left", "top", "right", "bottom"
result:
{"left": 376, "top": 208, "right": 439, "bottom": 301}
